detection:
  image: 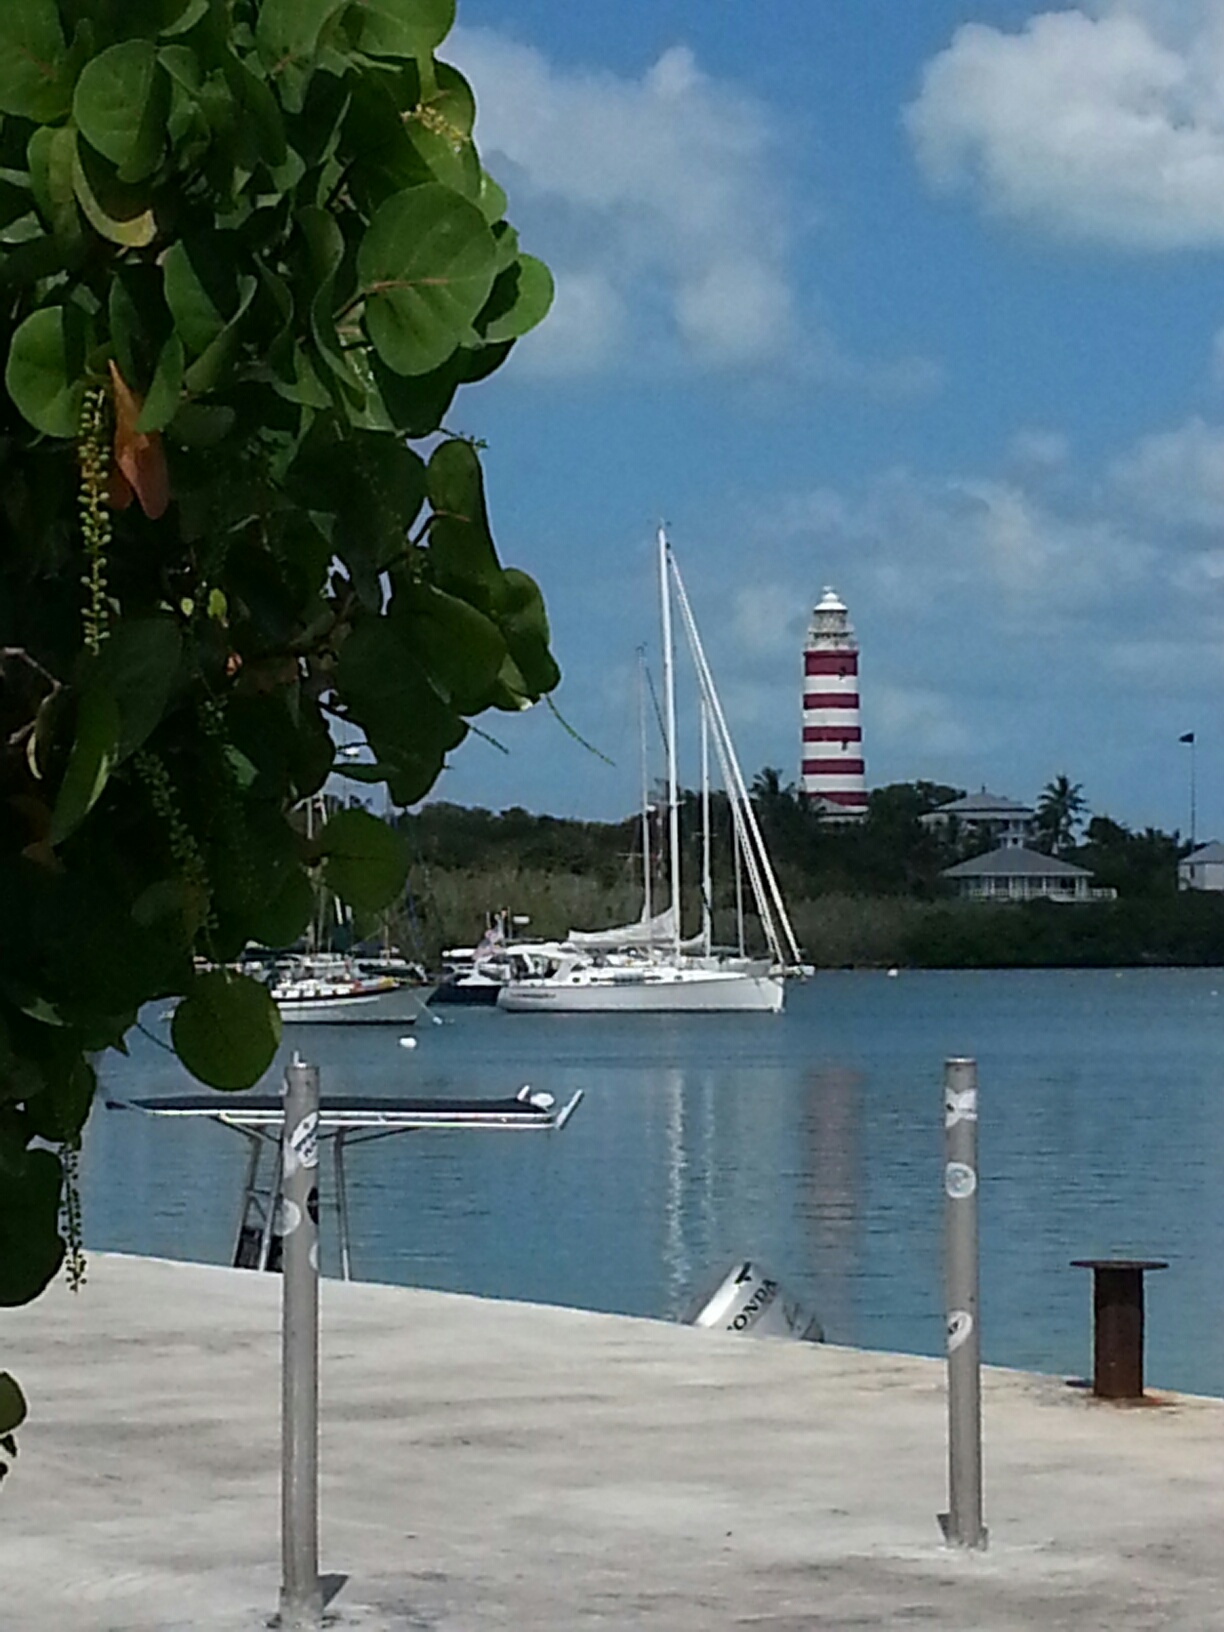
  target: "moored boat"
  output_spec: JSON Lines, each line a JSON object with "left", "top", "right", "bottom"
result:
{"left": 270, "top": 955, "right": 433, "bottom": 1025}
{"left": 498, "top": 529, "right": 804, "bottom": 1016}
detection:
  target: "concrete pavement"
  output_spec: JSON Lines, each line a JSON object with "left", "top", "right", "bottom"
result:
{"left": 1, "top": 1252, "right": 1221, "bottom": 1629}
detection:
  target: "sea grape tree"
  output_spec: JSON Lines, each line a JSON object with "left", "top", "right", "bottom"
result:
{"left": 0, "top": 0, "right": 557, "bottom": 1322}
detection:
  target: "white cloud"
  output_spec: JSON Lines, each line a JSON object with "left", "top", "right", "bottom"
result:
{"left": 869, "top": 684, "right": 976, "bottom": 757}
{"left": 516, "top": 270, "right": 627, "bottom": 379}
{"left": 953, "top": 477, "right": 1148, "bottom": 603}
{"left": 452, "top": 28, "right": 939, "bottom": 390}
{"left": 1111, "top": 417, "right": 1224, "bottom": 527}
{"left": 1008, "top": 428, "right": 1070, "bottom": 468}
{"left": 731, "top": 582, "right": 808, "bottom": 659}
{"left": 906, "top": 4, "right": 1224, "bottom": 248}
{"left": 452, "top": 31, "right": 795, "bottom": 373}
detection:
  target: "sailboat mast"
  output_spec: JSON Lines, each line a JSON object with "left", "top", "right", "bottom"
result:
{"left": 700, "top": 697, "right": 712, "bottom": 957}
{"left": 733, "top": 813, "right": 746, "bottom": 957}
{"left": 637, "top": 647, "right": 652, "bottom": 932}
{"left": 659, "top": 526, "right": 682, "bottom": 958}
{"left": 669, "top": 553, "right": 804, "bottom": 969}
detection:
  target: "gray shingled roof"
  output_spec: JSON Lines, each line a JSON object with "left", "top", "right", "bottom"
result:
{"left": 941, "top": 845, "right": 1092, "bottom": 880}
{"left": 925, "top": 788, "right": 1034, "bottom": 820}
{"left": 1184, "top": 842, "right": 1224, "bottom": 864}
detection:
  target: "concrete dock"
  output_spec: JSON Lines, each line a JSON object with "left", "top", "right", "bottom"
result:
{"left": 1, "top": 1252, "right": 1221, "bottom": 1629}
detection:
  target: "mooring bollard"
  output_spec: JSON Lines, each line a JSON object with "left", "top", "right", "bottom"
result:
{"left": 939, "top": 1058, "right": 987, "bottom": 1550}
{"left": 280, "top": 1056, "right": 322, "bottom": 1629}
{"left": 1070, "top": 1259, "right": 1167, "bottom": 1401}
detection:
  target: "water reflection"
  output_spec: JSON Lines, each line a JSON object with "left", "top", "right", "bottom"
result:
{"left": 799, "top": 1067, "right": 863, "bottom": 1342}
{"left": 83, "top": 970, "right": 1224, "bottom": 1396}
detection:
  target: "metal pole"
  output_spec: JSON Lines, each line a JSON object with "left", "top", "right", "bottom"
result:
{"left": 939, "top": 1058, "right": 986, "bottom": 1549}
{"left": 638, "top": 648, "right": 653, "bottom": 931}
{"left": 280, "top": 1057, "right": 322, "bottom": 1628}
{"left": 700, "top": 697, "right": 712, "bottom": 958}
{"left": 334, "top": 1130, "right": 353, "bottom": 1283}
{"left": 659, "top": 526, "right": 682, "bottom": 960}
{"left": 1190, "top": 738, "right": 1197, "bottom": 852}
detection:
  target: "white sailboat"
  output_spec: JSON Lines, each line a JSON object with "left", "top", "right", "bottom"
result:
{"left": 498, "top": 529, "right": 804, "bottom": 1015}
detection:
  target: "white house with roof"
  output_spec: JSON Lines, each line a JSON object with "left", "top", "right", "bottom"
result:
{"left": 940, "top": 845, "right": 1114, "bottom": 903}
{"left": 1178, "top": 842, "right": 1224, "bottom": 892}
{"left": 920, "top": 788, "right": 1035, "bottom": 848}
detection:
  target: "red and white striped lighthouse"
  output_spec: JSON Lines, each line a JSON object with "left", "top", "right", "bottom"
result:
{"left": 800, "top": 587, "right": 867, "bottom": 819}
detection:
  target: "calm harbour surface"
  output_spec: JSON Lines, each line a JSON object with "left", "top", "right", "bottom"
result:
{"left": 84, "top": 967, "right": 1224, "bottom": 1396}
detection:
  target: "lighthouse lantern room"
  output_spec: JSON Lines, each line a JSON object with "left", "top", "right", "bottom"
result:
{"left": 801, "top": 588, "right": 867, "bottom": 820}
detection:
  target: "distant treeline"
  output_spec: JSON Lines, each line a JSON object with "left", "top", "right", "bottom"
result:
{"left": 385, "top": 778, "right": 1224, "bottom": 969}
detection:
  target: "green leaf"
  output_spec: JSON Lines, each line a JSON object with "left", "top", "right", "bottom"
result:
{"left": 51, "top": 686, "right": 121, "bottom": 846}
{"left": 358, "top": 183, "right": 498, "bottom": 376}
{"left": 160, "top": 0, "right": 209, "bottom": 38}
{"left": 495, "top": 568, "right": 560, "bottom": 698}
{"left": 335, "top": 617, "right": 466, "bottom": 784}
{"left": 167, "top": 402, "right": 234, "bottom": 446}
{"left": 112, "top": 0, "right": 208, "bottom": 37}
{"left": 0, "top": 0, "right": 69, "bottom": 122}
{"left": 350, "top": 0, "right": 455, "bottom": 59}
{"left": 27, "top": 126, "right": 79, "bottom": 243}
{"left": 316, "top": 807, "right": 409, "bottom": 914}
{"left": 246, "top": 867, "right": 314, "bottom": 950}
{"left": 479, "top": 254, "right": 554, "bottom": 343}
{"left": 163, "top": 233, "right": 245, "bottom": 354}
{"left": 90, "top": 617, "right": 183, "bottom": 759}
{"left": 135, "top": 332, "right": 183, "bottom": 432}
{"left": 394, "top": 581, "right": 505, "bottom": 715}
{"left": 72, "top": 137, "right": 157, "bottom": 248}
{"left": 0, "top": 171, "right": 34, "bottom": 235}
{"left": 171, "top": 970, "right": 282, "bottom": 1091}
{"left": 165, "top": 239, "right": 256, "bottom": 393}
{"left": 0, "top": 1374, "right": 26, "bottom": 1436}
{"left": 296, "top": 205, "right": 364, "bottom": 403}
{"left": 0, "top": 1150, "right": 63, "bottom": 1306}
{"left": 221, "top": 52, "right": 287, "bottom": 171}
{"left": 24, "top": 1052, "right": 94, "bottom": 1144}
{"left": 289, "top": 423, "right": 426, "bottom": 569}
{"left": 426, "top": 437, "right": 502, "bottom": 595}
{"left": 257, "top": 0, "right": 346, "bottom": 72}
{"left": 478, "top": 170, "right": 507, "bottom": 225}
{"left": 5, "top": 305, "right": 89, "bottom": 439}
{"left": 73, "top": 40, "right": 170, "bottom": 183}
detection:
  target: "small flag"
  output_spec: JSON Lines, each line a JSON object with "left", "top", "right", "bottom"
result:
{"left": 1180, "top": 732, "right": 1195, "bottom": 744}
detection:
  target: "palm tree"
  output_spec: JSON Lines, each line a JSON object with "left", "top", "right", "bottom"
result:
{"left": 751, "top": 766, "right": 788, "bottom": 802}
{"left": 1036, "top": 775, "right": 1087, "bottom": 855}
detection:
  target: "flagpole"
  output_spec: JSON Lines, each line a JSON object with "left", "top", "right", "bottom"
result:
{"left": 1180, "top": 732, "right": 1197, "bottom": 849}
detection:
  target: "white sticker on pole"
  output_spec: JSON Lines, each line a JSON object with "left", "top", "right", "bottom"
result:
{"left": 278, "top": 1198, "right": 302, "bottom": 1237}
{"left": 945, "top": 1161, "right": 977, "bottom": 1200}
{"left": 945, "top": 1085, "right": 978, "bottom": 1127}
{"left": 284, "top": 1111, "right": 319, "bottom": 1176}
{"left": 947, "top": 1309, "right": 974, "bottom": 1353}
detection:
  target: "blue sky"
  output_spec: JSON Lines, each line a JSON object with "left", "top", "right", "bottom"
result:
{"left": 414, "top": 0, "right": 1224, "bottom": 838}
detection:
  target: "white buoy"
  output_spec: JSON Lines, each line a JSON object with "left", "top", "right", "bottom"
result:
{"left": 398, "top": 1035, "right": 418, "bottom": 1050}
{"left": 887, "top": 967, "right": 899, "bottom": 979}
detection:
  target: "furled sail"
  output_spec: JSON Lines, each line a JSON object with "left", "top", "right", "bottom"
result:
{"left": 566, "top": 905, "right": 679, "bottom": 950}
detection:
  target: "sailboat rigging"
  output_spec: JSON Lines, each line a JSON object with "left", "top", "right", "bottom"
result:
{"left": 497, "top": 528, "right": 805, "bottom": 1014}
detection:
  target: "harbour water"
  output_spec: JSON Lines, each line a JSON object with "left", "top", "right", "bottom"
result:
{"left": 84, "top": 968, "right": 1224, "bottom": 1396}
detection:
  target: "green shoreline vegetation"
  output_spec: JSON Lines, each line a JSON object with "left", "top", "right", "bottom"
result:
{"left": 388, "top": 777, "right": 1224, "bottom": 970}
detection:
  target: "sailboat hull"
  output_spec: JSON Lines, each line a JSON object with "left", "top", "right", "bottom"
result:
{"left": 277, "top": 985, "right": 435, "bottom": 1025}
{"left": 498, "top": 969, "right": 784, "bottom": 1014}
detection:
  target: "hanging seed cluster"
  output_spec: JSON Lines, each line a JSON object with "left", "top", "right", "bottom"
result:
{"left": 59, "top": 1142, "right": 86, "bottom": 1293}
{"left": 134, "top": 749, "right": 215, "bottom": 945}
{"left": 77, "top": 384, "right": 112, "bottom": 657}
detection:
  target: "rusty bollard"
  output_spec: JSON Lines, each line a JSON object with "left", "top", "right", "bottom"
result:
{"left": 1070, "top": 1259, "right": 1167, "bottom": 1400}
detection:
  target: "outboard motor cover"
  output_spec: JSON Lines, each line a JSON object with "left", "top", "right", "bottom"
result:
{"left": 684, "top": 1260, "right": 824, "bottom": 1343}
